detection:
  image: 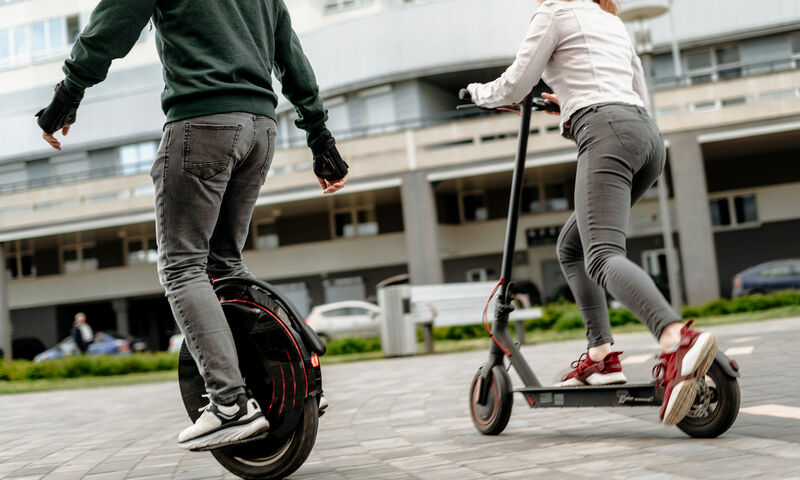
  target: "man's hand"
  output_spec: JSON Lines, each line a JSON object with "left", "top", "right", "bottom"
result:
{"left": 541, "top": 92, "right": 560, "bottom": 116}
{"left": 312, "top": 131, "right": 349, "bottom": 195}
{"left": 36, "top": 81, "right": 80, "bottom": 151}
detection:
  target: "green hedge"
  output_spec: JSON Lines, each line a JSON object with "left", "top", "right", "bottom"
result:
{"left": 682, "top": 290, "right": 800, "bottom": 319}
{"left": 0, "top": 352, "right": 178, "bottom": 382}
{"left": 325, "top": 337, "right": 382, "bottom": 356}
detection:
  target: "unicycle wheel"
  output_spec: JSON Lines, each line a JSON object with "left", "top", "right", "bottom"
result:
{"left": 211, "top": 397, "right": 319, "bottom": 480}
{"left": 677, "top": 360, "right": 740, "bottom": 438}
{"left": 469, "top": 365, "right": 513, "bottom": 435}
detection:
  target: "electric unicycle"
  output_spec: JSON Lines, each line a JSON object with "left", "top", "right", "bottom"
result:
{"left": 178, "top": 277, "right": 327, "bottom": 480}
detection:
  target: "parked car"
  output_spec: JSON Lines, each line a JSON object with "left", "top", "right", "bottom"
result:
{"left": 168, "top": 333, "right": 184, "bottom": 353}
{"left": 33, "top": 331, "right": 147, "bottom": 362}
{"left": 733, "top": 259, "right": 800, "bottom": 297}
{"left": 305, "top": 301, "right": 381, "bottom": 341}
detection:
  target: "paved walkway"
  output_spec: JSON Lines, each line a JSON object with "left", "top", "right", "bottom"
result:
{"left": 2, "top": 317, "right": 799, "bottom": 479}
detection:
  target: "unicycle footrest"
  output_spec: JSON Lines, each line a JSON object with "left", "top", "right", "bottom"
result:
{"left": 515, "top": 383, "right": 662, "bottom": 408}
{"left": 188, "top": 432, "right": 270, "bottom": 452}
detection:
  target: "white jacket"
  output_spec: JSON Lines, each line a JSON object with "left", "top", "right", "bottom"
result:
{"left": 468, "top": 0, "right": 648, "bottom": 135}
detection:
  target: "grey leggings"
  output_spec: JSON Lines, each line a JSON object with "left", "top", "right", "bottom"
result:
{"left": 557, "top": 103, "right": 681, "bottom": 348}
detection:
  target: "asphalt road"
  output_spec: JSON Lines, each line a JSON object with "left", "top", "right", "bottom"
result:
{"left": 1, "top": 317, "right": 798, "bottom": 480}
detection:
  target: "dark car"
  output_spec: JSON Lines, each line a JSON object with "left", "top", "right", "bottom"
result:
{"left": 732, "top": 259, "right": 800, "bottom": 297}
{"left": 33, "top": 331, "right": 147, "bottom": 362}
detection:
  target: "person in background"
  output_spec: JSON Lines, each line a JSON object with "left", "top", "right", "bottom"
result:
{"left": 71, "top": 312, "right": 94, "bottom": 354}
{"left": 464, "top": 0, "right": 718, "bottom": 426}
{"left": 35, "top": 0, "right": 348, "bottom": 450}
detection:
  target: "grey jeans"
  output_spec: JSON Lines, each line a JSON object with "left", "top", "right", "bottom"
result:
{"left": 151, "top": 112, "right": 277, "bottom": 404}
{"left": 557, "top": 103, "right": 680, "bottom": 348}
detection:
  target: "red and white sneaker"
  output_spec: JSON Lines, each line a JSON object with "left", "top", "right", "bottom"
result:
{"left": 655, "top": 319, "right": 718, "bottom": 425}
{"left": 554, "top": 351, "right": 628, "bottom": 387}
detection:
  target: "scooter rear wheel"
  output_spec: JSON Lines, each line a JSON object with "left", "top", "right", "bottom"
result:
{"left": 469, "top": 365, "right": 513, "bottom": 435}
{"left": 677, "top": 360, "right": 740, "bottom": 438}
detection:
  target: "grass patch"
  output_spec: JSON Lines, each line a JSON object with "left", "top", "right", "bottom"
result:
{"left": 0, "top": 370, "right": 177, "bottom": 395}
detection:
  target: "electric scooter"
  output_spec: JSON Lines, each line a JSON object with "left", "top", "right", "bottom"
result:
{"left": 178, "top": 276, "right": 327, "bottom": 480}
{"left": 458, "top": 89, "right": 741, "bottom": 438}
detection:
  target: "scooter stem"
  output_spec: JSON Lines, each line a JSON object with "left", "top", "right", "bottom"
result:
{"left": 498, "top": 92, "right": 534, "bottom": 304}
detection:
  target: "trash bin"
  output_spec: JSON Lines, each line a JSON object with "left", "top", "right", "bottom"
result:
{"left": 377, "top": 285, "right": 416, "bottom": 357}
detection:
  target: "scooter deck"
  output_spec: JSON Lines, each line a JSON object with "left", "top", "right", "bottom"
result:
{"left": 188, "top": 431, "right": 270, "bottom": 452}
{"left": 515, "top": 383, "right": 663, "bottom": 408}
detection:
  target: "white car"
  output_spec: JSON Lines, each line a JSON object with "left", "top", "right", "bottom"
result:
{"left": 305, "top": 301, "right": 381, "bottom": 341}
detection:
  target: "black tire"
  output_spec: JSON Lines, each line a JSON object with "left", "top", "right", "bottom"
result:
{"left": 212, "top": 397, "right": 319, "bottom": 480}
{"left": 677, "top": 361, "right": 740, "bottom": 438}
{"left": 469, "top": 365, "right": 513, "bottom": 435}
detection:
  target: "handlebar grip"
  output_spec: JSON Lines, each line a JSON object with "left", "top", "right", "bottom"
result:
{"left": 458, "top": 88, "right": 471, "bottom": 101}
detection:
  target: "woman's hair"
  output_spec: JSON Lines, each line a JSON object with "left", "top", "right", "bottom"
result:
{"left": 593, "top": 0, "right": 619, "bottom": 15}
{"left": 539, "top": 0, "right": 619, "bottom": 16}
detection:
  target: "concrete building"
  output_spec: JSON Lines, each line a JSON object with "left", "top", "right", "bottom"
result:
{"left": 1, "top": 0, "right": 799, "bottom": 355}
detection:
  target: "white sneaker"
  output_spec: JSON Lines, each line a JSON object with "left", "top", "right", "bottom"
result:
{"left": 178, "top": 394, "right": 269, "bottom": 451}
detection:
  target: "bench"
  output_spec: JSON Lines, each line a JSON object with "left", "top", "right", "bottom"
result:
{"left": 407, "top": 282, "right": 543, "bottom": 354}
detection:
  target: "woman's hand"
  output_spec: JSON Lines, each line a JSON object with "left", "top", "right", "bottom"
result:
{"left": 541, "top": 92, "right": 560, "bottom": 115}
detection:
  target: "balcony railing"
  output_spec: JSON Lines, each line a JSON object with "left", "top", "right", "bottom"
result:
{"left": 1, "top": 60, "right": 799, "bottom": 199}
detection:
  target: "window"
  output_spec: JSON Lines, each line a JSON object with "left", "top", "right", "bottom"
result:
{"left": 791, "top": 35, "right": 800, "bottom": 67}
{"left": 4, "top": 239, "right": 35, "bottom": 279}
{"left": 332, "top": 207, "right": 378, "bottom": 238}
{"left": 324, "top": 0, "right": 374, "bottom": 13}
{"left": 466, "top": 268, "right": 495, "bottom": 282}
{"left": 521, "top": 186, "right": 542, "bottom": 214}
{"left": 61, "top": 237, "right": 97, "bottom": 273}
{"left": 685, "top": 46, "right": 741, "bottom": 84}
{"left": 127, "top": 237, "right": 157, "bottom": 265}
{"left": 360, "top": 85, "right": 395, "bottom": 135}
{"left": 757, "top": 264, "right": 793, "bottom": 279}
{"left": 460, "top": 191, "right": 488, "bottom": 222}
{"left": 709, "top": 194, "right": 757, "bottom": 228}
{"left": 119, "top": 141, "right": 157, "bottom": 175}
{"left": 544, "top": 184, "right": 569, "bottom": 211}
{"left": 0, "top": 26, "right": 29, "bottom": 68}
{"left": 1, "top": 16, "right": 78, "bottom": 68}
{"left": 256, "top": 223, "right": 279, "bottom": 249}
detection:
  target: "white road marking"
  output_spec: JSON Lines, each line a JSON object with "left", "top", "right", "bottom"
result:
{"left": 621, "top": 354, "right": 652, "bottom": 365}
{"left": 729, "top": 336, "right": 760, "bottom": 344}
{"left": 740, "top": 404, "right": 800, "bottom": 420}
{"left": 724, "top": 345, "right": 754, "bottom": 356}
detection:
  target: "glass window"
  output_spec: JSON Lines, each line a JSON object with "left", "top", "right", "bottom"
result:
{"left": 119, "top": 141, "right": 157, "bottom": 175}
{"left": 733, "top": 195, "right": 757, "bottom": 224}
{"left": 334, "top": 211, "right": 353, "bottom": 238}
{"left": 0, "top": 29, "right": 9, "bottom": 60}
{"left": 462, "top": 193, "right": 488, "bottom": 222}
{"left": 715, "top": 45, "right": 740, "bottom": 66}
{"left": 709, "top": 198, "right": 731, "bottom": 226}
{"left": 256, "top": 223, "right": 279, "bottom": 249}
{"left": 521, "top": 186, "right": 541, "bottom": 213}
{"left": 128, "top": 238, "right": 157, "bottom": 264}
{"left": 32, "top": 22, "right": 45, "bottom": 51}
{"left": 687, "top": 50, "right": 712, "bottom": 70}
{"left": 792, "top": 36, "right": 800, "bottom": 55}
{"left": 758, "top": 264, "right": 793, "bottom": 278}
{"left": 5, "top": 257, "right": 16, "bottom": 279}
{"left": 544, "top": 184, "right": 569, "bottom": 211}
{"left": 67, "top": 16, "right": 80, "bottom": 43}
{"left": 12, "top": 26, "right": 26, "bottom": 57}
{"left": 356, "top": 210, "right": 378, "bottom": 236}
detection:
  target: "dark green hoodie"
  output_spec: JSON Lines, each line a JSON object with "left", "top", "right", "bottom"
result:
{"left": 62, "top": 0, "right": 328, "bottom": 148}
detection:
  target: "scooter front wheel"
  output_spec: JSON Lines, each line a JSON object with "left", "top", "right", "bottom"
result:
{"left": 469, "top": 365, "right": 513, "bottom": 435}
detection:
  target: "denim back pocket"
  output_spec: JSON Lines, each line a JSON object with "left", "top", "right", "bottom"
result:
{"left": 607, "top": 118, "right": 648, "bottom": 156}
{"left": 182, "top": 123, "right": 243, "bottom": 180}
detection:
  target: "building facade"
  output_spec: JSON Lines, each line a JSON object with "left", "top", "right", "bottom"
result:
{"left": 1, "top": 0, "right": 799, "bottom": 355}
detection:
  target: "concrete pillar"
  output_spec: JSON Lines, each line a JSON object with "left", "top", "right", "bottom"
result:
{"left": 112, "top": 298, "right": 130, "bottom": 335}
{"left": 400, "top": 171, "right": 444, "bottom": 285}
{"left": 667, "top": 132, "right": 720, "bottom": 305}
{"left": 0, "top": 243, "right": 11, "bottom": 360}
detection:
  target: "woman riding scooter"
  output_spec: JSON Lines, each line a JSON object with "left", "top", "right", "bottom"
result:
{"left": 465, "top": 0, "right": 717, "bottom": 425}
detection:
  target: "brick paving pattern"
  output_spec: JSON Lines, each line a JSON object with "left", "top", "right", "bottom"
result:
{"left": 1, "top": 317, "right": 799, "bottom": 479}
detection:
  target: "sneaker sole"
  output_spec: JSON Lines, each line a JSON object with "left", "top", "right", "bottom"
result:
{"left": 662, "top": 379, "right": 699, "bottom": 425}
{"left": 681, "top": 332, "right": 718, "bottom": 380}
{"left": 586, "top": 371, "right": 628, "bottom": 386}
{"left": 179, "top": 417, "right": 269, "bottom": 451}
